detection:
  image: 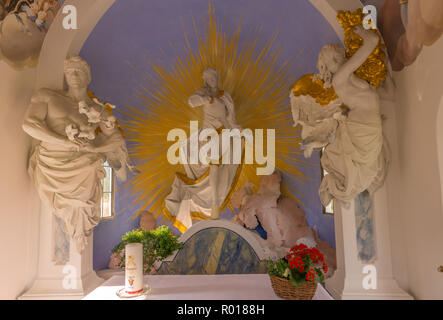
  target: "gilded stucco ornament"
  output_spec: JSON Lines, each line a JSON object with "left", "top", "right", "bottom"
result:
{"left": 290, "top": 17, "right": 393, "bottom": 207}
{"left": 337, "top": 8, "right": 388, "bottom": 88}
{"left": 291, "top": 74, "right": 338, "bottom": 106}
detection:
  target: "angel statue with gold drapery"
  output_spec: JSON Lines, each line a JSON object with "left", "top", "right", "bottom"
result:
{"left": 164, "top": 68, "right": 243, "bottom": 232}
{"left": 290, "top": 25, "right": 394, "bottom": 209}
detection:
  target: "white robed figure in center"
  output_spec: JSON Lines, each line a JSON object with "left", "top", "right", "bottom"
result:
{"left": 164, "top": 68, "right": 242, "bottom": 233}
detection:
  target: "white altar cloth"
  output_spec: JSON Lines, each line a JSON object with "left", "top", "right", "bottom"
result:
{"left": 83, "top": 274, "right": 333, "bottom": 300}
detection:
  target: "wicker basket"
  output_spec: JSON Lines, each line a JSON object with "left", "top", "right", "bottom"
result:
{"left": 270, "top": 275, "right": 317, "bottom": 300}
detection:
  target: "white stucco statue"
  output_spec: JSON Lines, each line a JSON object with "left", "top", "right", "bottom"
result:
{"left": 231, "top": 171, "right": 337, "bottom": 277}
{"left": 232, "top": 171, "right": 316, "bottom": 248}
{"left": 22, "top": 56, "right": 135, "bottom": 253}
{"left": 164, "top": 68, "right": 242, "bottom": 232}
{"left": 290, "top": 26, "right": 392, "bottom": 208}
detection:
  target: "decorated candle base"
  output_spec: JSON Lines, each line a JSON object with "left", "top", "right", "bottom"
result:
{"left": 116, "top": 285, "right": 151, "bottom": 299}
{"left": 116, "top": 243, "right": 151, "bottom": 298}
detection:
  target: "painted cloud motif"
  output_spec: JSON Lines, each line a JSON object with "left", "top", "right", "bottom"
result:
{"left": 0, "top": 0, "right": 59, "bottom": 69}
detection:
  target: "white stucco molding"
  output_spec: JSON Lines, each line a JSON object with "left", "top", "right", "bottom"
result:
{"left": 36, "top": 0, "right": 359, "bottom": 89}
{"left": 36, "top": 0, "right": 116, "bottom": 90}
{"left": 160, "top": 220, "right": 273, "bottom": 266}
{"left": 309, "top": 0, "right": 362, "bottom": 44}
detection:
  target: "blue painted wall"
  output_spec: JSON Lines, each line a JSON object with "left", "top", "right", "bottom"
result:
{"left": 79, "top": 0, "right": 339, "bottom": 271}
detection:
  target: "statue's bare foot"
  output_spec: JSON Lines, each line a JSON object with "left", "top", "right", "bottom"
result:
{"left": 211, "top": 205, "right": 220, "bottom": 219}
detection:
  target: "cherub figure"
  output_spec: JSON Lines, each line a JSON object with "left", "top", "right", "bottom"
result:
{"left": 81, "top": 102, "right": 140, "bottom": 182}
{"left": 232, "top": 171, "right": 316, "bottom": 248}
{"left": 231, "top": 172, "right": 337, "bottom": 277}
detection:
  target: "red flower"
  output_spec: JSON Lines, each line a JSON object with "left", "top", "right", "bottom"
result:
{"left": 290, "top": 243, "right": 307, "bottom": 253}
{"left": 309, "top": 252, "right": 318, "bottom": 263}
{"left": 297, "top": 263, "right": 305, "bottom": 273}
{"left": 288, "top": 255, "right": 304, "bottom": 271}
{"left": 322, "top": 263, "right": 328, "bottom": 273}
{"left": 285, "top": 245, "right": 327, "bottom": 278}
{"left": 306, "top": 268, "right": 316, "bottom": 281}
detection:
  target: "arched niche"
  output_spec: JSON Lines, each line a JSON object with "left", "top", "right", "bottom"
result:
{"left": 31, "top": 0, "right": 364, "bottom": 294}
{"left": 33, "top": 0, "right": 355, "bottom": 253}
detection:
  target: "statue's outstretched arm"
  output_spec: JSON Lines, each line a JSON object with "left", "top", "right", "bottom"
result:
{"left": 188, "top": 90, "right": 210, "bottom": 108}
{"left": 22, "top": 91, "right": 69, "bottom": 146}
{"left": 334, "top": 26, "right": 379, "bottom": 84}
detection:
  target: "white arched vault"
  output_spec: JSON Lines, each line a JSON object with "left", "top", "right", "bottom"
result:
{"left": 36, "top": 0, "right": 116, "bottom": 89}
{"left": 36, "top": 0, "right": 361, "bottom": 91}
{"left": 309, "top": 0, "right": 362, "bottom": 43}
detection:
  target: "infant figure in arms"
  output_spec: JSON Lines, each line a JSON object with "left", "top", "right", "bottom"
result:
{"left": 23, "top": 56, "right": 136, "bottom": 253}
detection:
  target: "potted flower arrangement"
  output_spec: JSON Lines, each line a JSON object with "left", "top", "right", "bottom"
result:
{"left": 267, "top": 243, "right": 328, "bottom": 300}
{"left": 112, "top": 225, "right": 183, "bottom": 274}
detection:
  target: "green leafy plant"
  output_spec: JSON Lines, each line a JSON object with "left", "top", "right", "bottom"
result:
{"left": 112, "top": 225, "right": 183, "bottom": 273}
{"left": 267, "top": 243, "right": 328, "bottom": 287}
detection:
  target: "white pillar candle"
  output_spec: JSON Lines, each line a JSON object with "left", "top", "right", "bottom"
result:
{"left": 124, "top": 243, "right": 144, "bottom": 295}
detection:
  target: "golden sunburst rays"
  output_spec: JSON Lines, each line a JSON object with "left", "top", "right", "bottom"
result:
{"left": 120, "top": 4, "right": 310, "bottom": 225}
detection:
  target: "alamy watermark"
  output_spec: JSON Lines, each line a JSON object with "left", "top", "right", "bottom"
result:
{"left": 363, "top": 5, "right": 377, "bottom": 30}
{"left": 62, "top": 264, "right": 78, "bottom": 290}
{"left": 362, "top": 264, "right": 377, "bottom": 290}
{"left": 167, "top": 121, "right": 275, "bottom": 175}
{"left": 62, "top": 5, "right": 78, "bottom": 30}
{"left": 61, "top": 4, "right": 377, "bottom": 31}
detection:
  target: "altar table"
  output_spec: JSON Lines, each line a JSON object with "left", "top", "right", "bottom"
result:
{"left": 83, "top": 274, "right": 333, "bottom": 300}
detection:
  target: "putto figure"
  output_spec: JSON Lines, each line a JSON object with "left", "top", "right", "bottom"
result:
{"left": 164, "top": 68, "right": 242, "bottom": 232}
{"left": 291, "top": 26, "right": 392, "bottom": 207}
{"left": 23, "top": 56, "right": 135, "bottom": 253}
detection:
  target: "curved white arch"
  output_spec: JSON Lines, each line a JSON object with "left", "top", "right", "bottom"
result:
{"left": 309, "top": 0, "right": 362, "bottom": 44}
{"left": 175, "top": 220, "right": 271, "bottom": 261}
{"left": 34, "top": 0, "right": 356, "bottom": 273}
{"left": 36, "top": 0, "right": 115, "bottom": 90}
{"left": 155, "top": 219, "right": 293, "bottom": 271}
{"left": 36, "top": 0, "right": 357, "bottom": 91}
